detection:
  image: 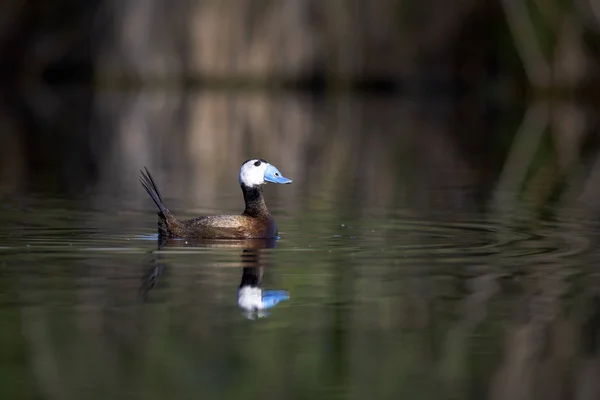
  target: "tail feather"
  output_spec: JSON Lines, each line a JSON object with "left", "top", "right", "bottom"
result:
{"left": 139, "top": 167, "right": 168, "bottom": 216}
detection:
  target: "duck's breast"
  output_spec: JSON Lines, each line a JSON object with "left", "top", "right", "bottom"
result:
{"left": 241, "top": 215, "right": 277, "bottom": 239}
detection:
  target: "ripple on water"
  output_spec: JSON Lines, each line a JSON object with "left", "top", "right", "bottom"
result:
{"left": 0, "top": 199, "right": 594, "bottom": 271}
{"left": 285, "top": 213, "right": 592, "bottom": 267}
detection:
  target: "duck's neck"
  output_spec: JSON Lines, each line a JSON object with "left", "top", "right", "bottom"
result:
{"left": 241, "top": 184, "right": 270, "bottom": 218}
{"left": 239, "top": 265, "right": 263, "bottom": 288}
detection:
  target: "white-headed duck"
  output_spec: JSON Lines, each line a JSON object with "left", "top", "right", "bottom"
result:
{"left": 139, "top": 159, "right": 292, "bottom": 239}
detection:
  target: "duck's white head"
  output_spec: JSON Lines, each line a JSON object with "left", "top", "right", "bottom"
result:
{"left": 239, "top": 159, "right": 292, "bottom": 188}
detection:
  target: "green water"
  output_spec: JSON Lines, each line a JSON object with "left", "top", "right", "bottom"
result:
{"left": 1, "top": 184, "right": 599, "bottom": 400}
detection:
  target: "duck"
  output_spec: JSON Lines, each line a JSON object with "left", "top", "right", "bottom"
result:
{"left": 139, "top": 159, "right": 292, "bottom": 239}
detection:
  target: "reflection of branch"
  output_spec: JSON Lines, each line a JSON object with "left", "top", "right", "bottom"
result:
{"left": 586, "top": 0, "right": 600, "bottom": 27}
{"left": 21, "top": 307, "right": 67, "bottom": 399}
{"left": 492, "top": 102, "right": 549, "bottom": 213}
{"left": 500, "top": 0, "right": 551, "bottom": 87}
{"left": 531, "top": 0, "right": 561, "bottom": 26}
{"left": 574, "top": 149, "right": 600, "bottom": 207}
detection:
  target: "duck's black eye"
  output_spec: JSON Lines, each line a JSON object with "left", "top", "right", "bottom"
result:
{"left": 254, "top": 160, "right": 261, "bottom": 167}
{"left": 275, "top": 172, "right": 279, "bottom": 176}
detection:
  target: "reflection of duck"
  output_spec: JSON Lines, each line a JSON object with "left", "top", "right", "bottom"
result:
{"left": 139, "top": 159, "right": 292, "bottom": 239}
{"left": 237, "top": 249, "right": 290, "bottom": 319}
{"left": 140, "top": 238, "right": 289, "bottom": 319}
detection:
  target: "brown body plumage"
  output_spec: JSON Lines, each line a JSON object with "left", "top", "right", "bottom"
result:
{"left": 139, "top": 165, "right": 285, "bottom": 239}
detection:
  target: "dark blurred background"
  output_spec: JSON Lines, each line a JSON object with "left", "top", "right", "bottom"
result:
{"left": 2, "top": 0, "right": 600, "bottom": 204}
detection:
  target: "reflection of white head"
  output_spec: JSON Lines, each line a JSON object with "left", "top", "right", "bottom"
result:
{"left": 238, "top": 286, "right": 264, "bottom": 310}
{"left": 239, "top": 159, "right": 269, "bottom": 187}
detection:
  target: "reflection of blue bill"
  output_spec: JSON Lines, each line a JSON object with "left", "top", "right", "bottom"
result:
{"left": 238, "top": 287, "right": 290, "bottom": 317}
{"left": 262, "top": 290, "right": 290, "bottom": 308}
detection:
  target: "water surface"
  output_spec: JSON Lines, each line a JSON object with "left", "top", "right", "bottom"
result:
{"left": 2, "top": 181, "right": 600, "bottom": 400}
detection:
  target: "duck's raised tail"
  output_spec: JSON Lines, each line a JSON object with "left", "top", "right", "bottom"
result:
{"left": 140, "top": 167, "right": 181, "bottom": 236}
{"left": 139, "top": 167, "right": 168, "bottom": 216}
